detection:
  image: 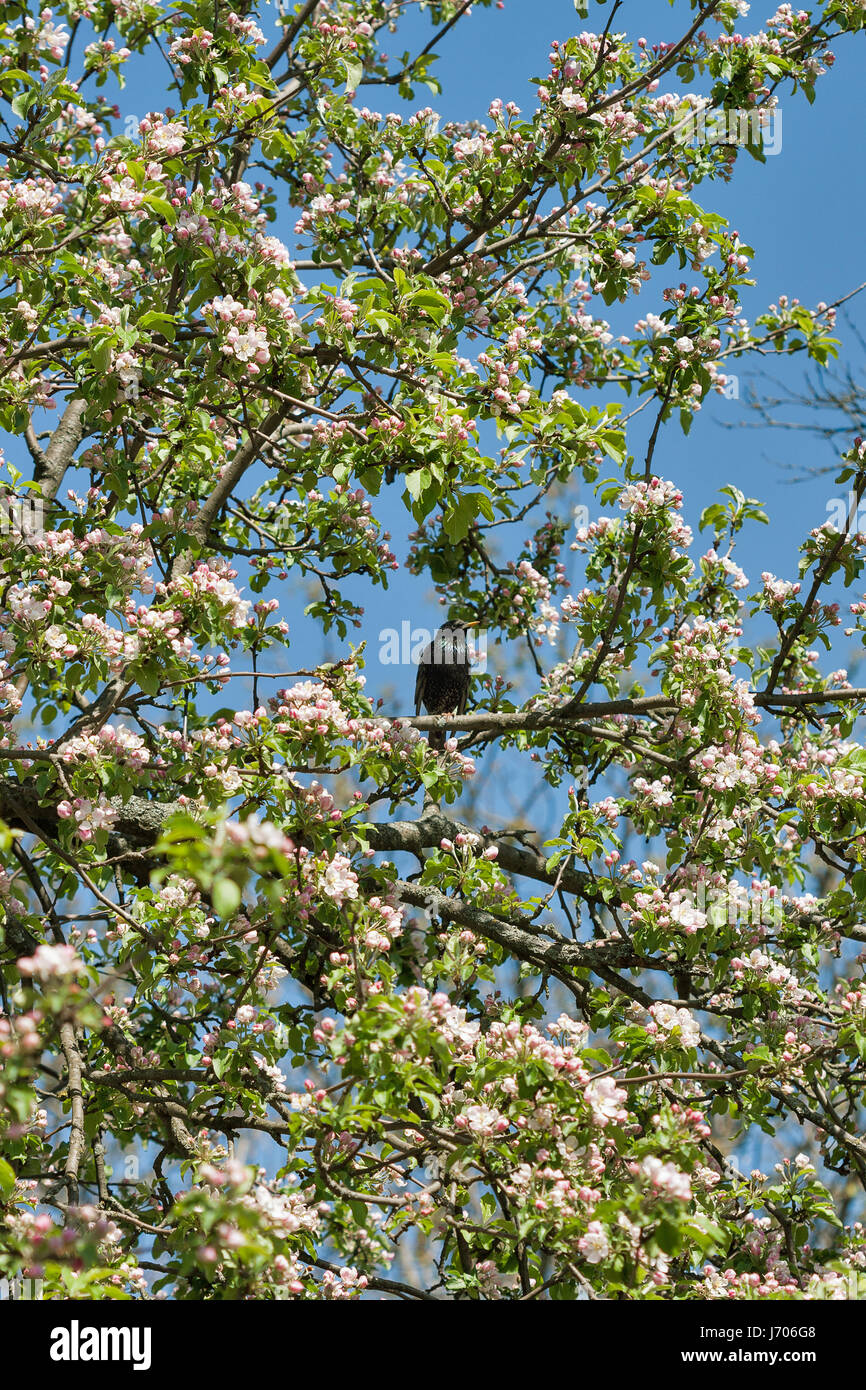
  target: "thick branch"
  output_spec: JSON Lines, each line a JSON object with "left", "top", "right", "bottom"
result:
{"left": 33, "top": 396, "right": 87, "bottom": 506}
{"left": 59, "top": 1018, "right": 85, "bottom": 1207}
{"left": 169, "top": 401, "right": 294, "bottom": 580}
{"left": 393, "top": 878, "right": 639, "bottom": 976}
{"left": 403, "top": 686, "right": 866, "bottom": 735}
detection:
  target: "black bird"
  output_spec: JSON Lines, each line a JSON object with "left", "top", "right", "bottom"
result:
{"left": 414, "top": 619, "right": 477, "bottom": 750}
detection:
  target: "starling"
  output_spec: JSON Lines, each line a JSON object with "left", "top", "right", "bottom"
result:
{"left": 414, "top": 620, "right": 477, "bottom": 750}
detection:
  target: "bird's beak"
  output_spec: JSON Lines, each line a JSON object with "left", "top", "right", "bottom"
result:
{"left": 462, "top": 620, "right": 480, "bottom": 629}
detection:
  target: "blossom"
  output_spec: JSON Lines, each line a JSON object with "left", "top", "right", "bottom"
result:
{"left": 183, "top": 560, "right": 251, "bottom": 628}
{"left": 641, "top": 1156, "right": 692, "bottom": 1201}
{"left": 18, "top": 944, "right": 83, "bottom": 981}
{"left": 35, "top": 10, "right": 70, "bottom": 60}
{"left": 668, "top": 900, "right": 707, "bottom": 935}
{"left": 584, "top": 1078, "right": 627, "bottom": 1128}
{"left": 560, "top": 88, "right": 588, "bottom": 113}
{"left": 649, "top": 1003, "right": 701, "bottom": 1048}
{"left": 441, "top": 1005, "right": 480, "bottom": 1048}
{"left": 69, "top": 796, "right": 118, "bottom": 840}
{"left": 578, "top": 1221, "right": 610, "bottom": 1263}
{"left": 320, "top": 855, "right": 359, "bottom": 906}
{"left": 461, "top": 1104, "right": 506, "bottom": 1136}
{"left": 144, "top": 119, "right": 186, "bottom": 156}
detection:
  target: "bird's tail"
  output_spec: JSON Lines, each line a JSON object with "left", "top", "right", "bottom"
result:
{"left": 428, "top": 729, "right": 446, "bottom": 752}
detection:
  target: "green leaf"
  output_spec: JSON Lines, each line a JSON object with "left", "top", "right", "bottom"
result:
{"left": 135, "top": 664, "right": 162, "bottom": 697}
{"left": 138, "top": 311, "right": 177, "bottom": 341}
{"left": 144, "top": 195, "right": 177, "bottom": 227}
{"left": 212, "top": 877, "right": 241, "bottom": 918}
{"left": 744, "top": 1046, "right": 772, "bottom": 1072}
{"left": 653, "top": 1218, "right": 682, "bottom": 1255}
{"left": 682, "top": 1215, "right": 728, "bottom": 1255}
{"left": 405, "top": 469, "right": 429, "bottom": 502}
{"left": 0, "top": 1157, "right": 15, "bottom": 1198}
{"left": 92, "top": 339, "right": 113, "bottom": 372}
{"left": 443, "top": 496, "right": 475, "bottom": 543}
{"left": 411, "top": 290, "right": 450, "bottom": 325}
{"left": 343, "top": 58, "right": 363, "bottom": 92}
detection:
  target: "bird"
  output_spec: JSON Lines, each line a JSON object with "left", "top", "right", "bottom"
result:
{"left": 414, "top": 619, "right": 477, "bottom": 751}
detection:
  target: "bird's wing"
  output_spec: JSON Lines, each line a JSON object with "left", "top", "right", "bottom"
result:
{"left": 414, "top": 662, "right": 425, "bottom": 716}
{"left": 457, "top": 639, "right": 471, "bottom": 716}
